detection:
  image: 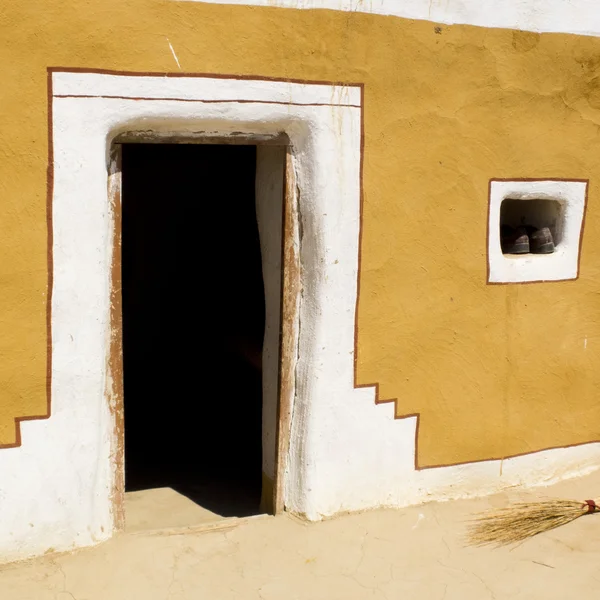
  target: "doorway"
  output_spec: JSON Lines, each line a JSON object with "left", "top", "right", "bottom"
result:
{"left": 47, "top": 72, "right": 359, "bottom": 548}
{"left": 119, "top": 142, "right": 276, "bottom": 529}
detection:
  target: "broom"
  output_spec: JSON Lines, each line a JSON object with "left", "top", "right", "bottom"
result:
{"left": 467, "top": 498, "right": 599, "bottom": 546}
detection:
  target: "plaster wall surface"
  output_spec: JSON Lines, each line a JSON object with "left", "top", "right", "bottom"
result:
{"left": 1, "top": 0, "right": 600, "bottom": 562}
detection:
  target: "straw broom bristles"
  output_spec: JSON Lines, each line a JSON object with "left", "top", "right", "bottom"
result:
{"left": 467, "top": 499, "right": 599, "bottom": 546}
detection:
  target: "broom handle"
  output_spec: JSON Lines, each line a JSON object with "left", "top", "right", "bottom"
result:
{"left": 582, "top": 499, "right": 599, "bottom": 513}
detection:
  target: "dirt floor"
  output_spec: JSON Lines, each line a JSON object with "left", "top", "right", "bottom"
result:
{"left": 3, "top": 468, "right": 600, "bottom": 599}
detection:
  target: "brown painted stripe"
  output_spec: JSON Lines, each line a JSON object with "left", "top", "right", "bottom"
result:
{"left": 53, "top": 94, "right": 361, "bottom": 108}
{"left": 353, "top": 84, "right": 365, "bottom": 389}
{"left": 46, "top": 69, "right": 54, "bottom": 425}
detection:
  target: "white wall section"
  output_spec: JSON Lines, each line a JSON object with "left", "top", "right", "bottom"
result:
{"left": 181, "top": 0, "right": 600, "bottom": 38}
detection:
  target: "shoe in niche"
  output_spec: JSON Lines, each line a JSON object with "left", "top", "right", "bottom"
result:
{"left": 501, "top": 225, "right": 529, "bottom": 254}
{"left": 529, "top": 226, "right": 555, "bottom": 254}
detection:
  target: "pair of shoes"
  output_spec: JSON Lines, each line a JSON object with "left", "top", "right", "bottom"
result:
{"left": 500, "top": 225, "right": 555, "bottom": 255}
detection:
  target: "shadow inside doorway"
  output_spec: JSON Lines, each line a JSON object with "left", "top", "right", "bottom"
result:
{"left": 121, "top": 143, "right": 265, "bottom": 524}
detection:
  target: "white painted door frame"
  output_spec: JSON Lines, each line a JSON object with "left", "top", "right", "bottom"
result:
{"left": 38, "top": 70, "right": 364, "bottom": 553}
{"left": 108, "top": 134, "right": 297, "bottom": 519}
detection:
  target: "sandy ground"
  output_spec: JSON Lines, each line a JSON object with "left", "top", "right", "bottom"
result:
{"left": 3, "top": 469, "right": 600, "bottom": 599}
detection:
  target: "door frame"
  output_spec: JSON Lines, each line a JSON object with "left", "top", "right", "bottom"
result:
{"left": 107, "top": 135, "right": 299, "bottom": 526}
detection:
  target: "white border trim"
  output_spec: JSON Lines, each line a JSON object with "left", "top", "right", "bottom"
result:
{"left": 180, "top": 0, "right": 600, "bottom": 38}
{"left": 488, "top": 180, "right": 587, "bottom": 283}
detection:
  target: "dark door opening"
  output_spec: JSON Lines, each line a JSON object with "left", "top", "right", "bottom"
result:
{"left": 121, "top": 143, "right": 266, "bottom": 521}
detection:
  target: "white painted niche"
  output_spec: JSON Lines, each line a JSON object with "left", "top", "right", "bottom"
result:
{"left": 488, "top": 179, "right": 588, "bottom": 283}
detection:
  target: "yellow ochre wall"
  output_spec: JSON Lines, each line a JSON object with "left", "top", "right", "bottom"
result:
{"left": 1, "top": 1, "right": 600, "bottom": 468}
